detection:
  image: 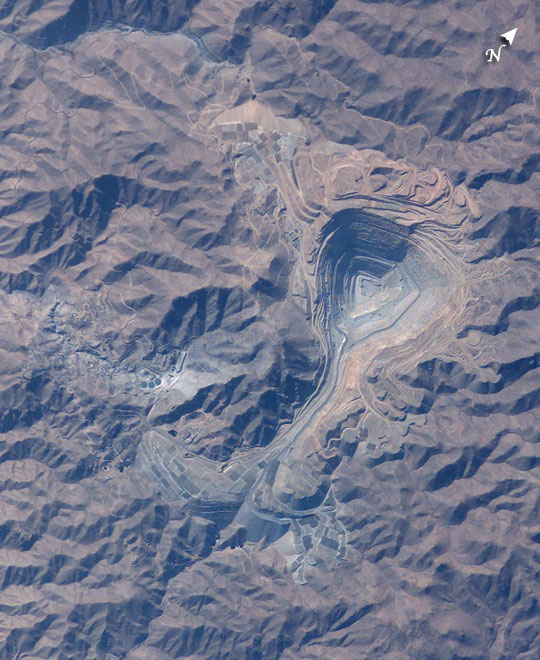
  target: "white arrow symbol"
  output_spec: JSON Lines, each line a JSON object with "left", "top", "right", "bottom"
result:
{"left": 500, "top": 28, "right": 517, "bottom": 45}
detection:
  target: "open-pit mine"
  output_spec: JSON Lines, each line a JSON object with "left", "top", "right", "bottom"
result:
{"left": 130, "top": 102, "right": 489, "bottom": 582}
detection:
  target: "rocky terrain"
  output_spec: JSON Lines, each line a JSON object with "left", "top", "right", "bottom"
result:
{"left": 0, "top": 1, "right": 538, "bottom": 659}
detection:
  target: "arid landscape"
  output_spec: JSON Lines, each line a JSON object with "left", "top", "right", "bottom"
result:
{"left": 0, "top": 1, "right": 538, "bottom": 658}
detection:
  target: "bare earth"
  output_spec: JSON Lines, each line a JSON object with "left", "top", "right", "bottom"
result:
{"left": 0, "top": 1, "right": 538, "bottom": 659}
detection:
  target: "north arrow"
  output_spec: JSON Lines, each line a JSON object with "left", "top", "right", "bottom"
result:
{"left": 500, "top": 28, "right": 517, "bottom": 46}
